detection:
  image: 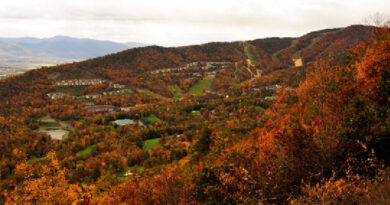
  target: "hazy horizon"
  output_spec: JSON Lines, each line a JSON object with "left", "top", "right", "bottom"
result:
{"left": 0, "top": 0, "right": 389, "bottom": 46}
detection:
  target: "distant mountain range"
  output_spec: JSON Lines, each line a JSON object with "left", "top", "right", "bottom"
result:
{"left": 0, "top": 36, "right": 146, "bottom": 74}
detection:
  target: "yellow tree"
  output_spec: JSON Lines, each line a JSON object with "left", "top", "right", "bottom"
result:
{"left": 5, "top": 152, "right": 94, "bottom": 205}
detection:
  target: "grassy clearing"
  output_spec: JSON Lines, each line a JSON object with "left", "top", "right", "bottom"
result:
{"left": 255, "top": 106, "right": 266, "bottom": 114}
{"left": 244, "top": 43, "right": 257, "bottom": 64}
{"left": 191, "top": 110, "right": 201, "bottom": 116}
{"left": 189, "top": 76, "right": 214, "bottom": 95}
{"left": 143, "top": 138, "right": 160, "bottom": 151}
{"left": 292, "top": 34, "right": 327, "bottom": 59}
{"left": 118, "top": 166, "right": 145, "bottom": 182}
{"left": 272, "top": 38, "right": 300, "bottom": 64}
{"left": 77, "top": 145, "right": 96, "bottom": 156}
{"left": 292, "top": 50, "right": 302, "bottom": 59}
{"left": 144, "top": 114, "right": 158, "bottom": 124}
{"left": 169, "top": 85, "right": 184, "bottom": 100}
{"left": 245, "top": 43, "right": 265, "bottom": 67}
{"left": 27, "top": 156, "right": 44, "bottom": 163}
{"left": 137, "top": 89, "right": 168, "bottom": 100}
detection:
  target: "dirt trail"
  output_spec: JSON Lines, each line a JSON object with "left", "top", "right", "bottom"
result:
{"left": 246, "top": 59, "right": 254, "bottom": 67}
{"left": 255, "top": 69, "right": 261, "bottom": 78}
{"left": 293, "top": 58, "right": 303, "bottom": 67}
{"left": 245, "top": 65, "right": 254, "bottom": 77}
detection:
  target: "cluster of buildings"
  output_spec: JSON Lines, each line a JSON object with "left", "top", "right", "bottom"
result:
{"left": 82, "top": 89, "right": 132, "bottom": 99}
{"left": 85, "top": 105, "right": 116, "bottom": 112}
{"left": 46, "top": 92, "right": 67, "bottom": 100}
{"left": 151, "top": 61, "right": 230, "bottom": 75}
{"left": 46, "top": 88, "right": 132, "bottom": 100}
{"left": 84, "top": 102, "right": 146, "bottom": 114}
{"left": 251, "top": 84, "right": 282, "bottom": 92}
{"left": 102, "top": 89, "right": 131, "bottom": 96}
{"left": 47, "top": 78, "right": 130, "bottom": 100}
{"left": 54, "top": 79, "right": 106, "bottom": 86}
{"left": 120, "top": 104, "right": 145, "bottom": 112}
{"left": 205, "top": 90, "right": 223, "bottom": 96}
{"left": 263, "top": 84, "right": 281, "bottom": 91}
{"left": 251, "top": 84, "right": 295, "bottom": 94}
{"left": 111, "top": 83, "right": 126, "bottom": 89}
{"left": 54, "top": 78, "right": 126, "bottom": 89}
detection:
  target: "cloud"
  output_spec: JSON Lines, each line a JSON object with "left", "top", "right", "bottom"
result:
{"left": 0, "top": 0, "right": 388, "bottom": 46}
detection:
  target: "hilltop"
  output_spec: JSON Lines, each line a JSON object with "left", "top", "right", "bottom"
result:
{"left": 0, "top": 25, "right": 373, "bottom": 100}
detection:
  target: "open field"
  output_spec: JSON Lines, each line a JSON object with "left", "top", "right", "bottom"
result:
{"left": 191, "top": 110, "right": 201, "bottom": 116}
{"left": 244, "top": 43, "right": 257, "bottom": 65}
{"left": 143, "top": 138, "right": 160, "bottom": 151}
{"left": 77, "top": 145, "right": 96, "bottom": 156}
{"left": 189, "top": 76, "right": 214, "bottom": 95}
{"left": 144, "top": 114, "right": 159, "bottom": 124}
{"left": 169, "top": 85, "right": 184, "bottom": 100}
{"left": 118, "top": 166, "right": 145, "bottom": 182}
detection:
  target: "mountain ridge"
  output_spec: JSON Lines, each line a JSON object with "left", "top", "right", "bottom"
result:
{"left": 0, "top": 36, "right": 147, "bottom": 74}
{"left": 0, "top": 24, "right": 374, "bottom": 99}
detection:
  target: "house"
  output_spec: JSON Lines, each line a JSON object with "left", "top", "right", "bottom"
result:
{"left": 86, "top": 105, "right": 116, "bottom": 112}
{"left": 124, "top": 170, "right": 133, "bottom": 177}
{"left": 205, "top": 90, "right": 222, "bottom": 96}
{"left": 137, "top": 120, "right": 145, "bottom": 127}
{"left": 46, "top": 92, "right": 66, "bottom": 100}
{"left": 264, "top": 84, "right": 281, "bottom": 91}
{"left": 83, "top": 102, "right": 95, "bottom": 106}
{"left": 120, "top": 107, "right": 133, "bottom": 112}
{"left": 191, "top": 72, "right": 202, "bottom": 77}
{"left": 186, "top": 62, "right": 200, "bottom": 67}
{"left": 84, "top": 94, "right": 102, "bottom": 99}
{"left": 111, "top": 83, "right": 125, "bottom": 89}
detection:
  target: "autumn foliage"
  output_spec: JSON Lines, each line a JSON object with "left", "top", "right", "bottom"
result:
{"left": 0, "top": 26, "right": 389, "bottom": 204}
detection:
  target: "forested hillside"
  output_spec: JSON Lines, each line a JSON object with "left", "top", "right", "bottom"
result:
{"left": 0, "top": 25, "right": 389, "bottom": 204}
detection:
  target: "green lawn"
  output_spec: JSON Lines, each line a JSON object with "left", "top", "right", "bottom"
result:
{"left": 144, "top": 114, "right": 158, "bottom": 124}
{"left": 191, "top": 110, "right": 201, "bottom": 116}
{"left": 143, "top": 138, "right": 160, "bottom": 151}
{"left": 169, "top": 85, "right": 184, "bottom": 100}
{"left": 189, "top": 76, "right": 214, "bottom": 95}
{"left": 77, "top": 145, "right": 96, "bottom": 156}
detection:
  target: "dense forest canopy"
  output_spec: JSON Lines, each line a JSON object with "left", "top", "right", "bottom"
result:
{"left": 0, "top": 25, "right": 389, "bottom": 204}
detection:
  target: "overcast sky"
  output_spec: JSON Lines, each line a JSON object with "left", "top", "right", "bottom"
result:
{"left": 0, "top": 0, "right": 389, "bottom": 46}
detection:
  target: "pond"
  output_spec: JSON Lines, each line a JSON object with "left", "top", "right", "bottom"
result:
{"left": 40, "top": 129, "right": 69, "bottom": 140}
{"left": 113, "top": 119, "right": 136, "bottom": 126}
